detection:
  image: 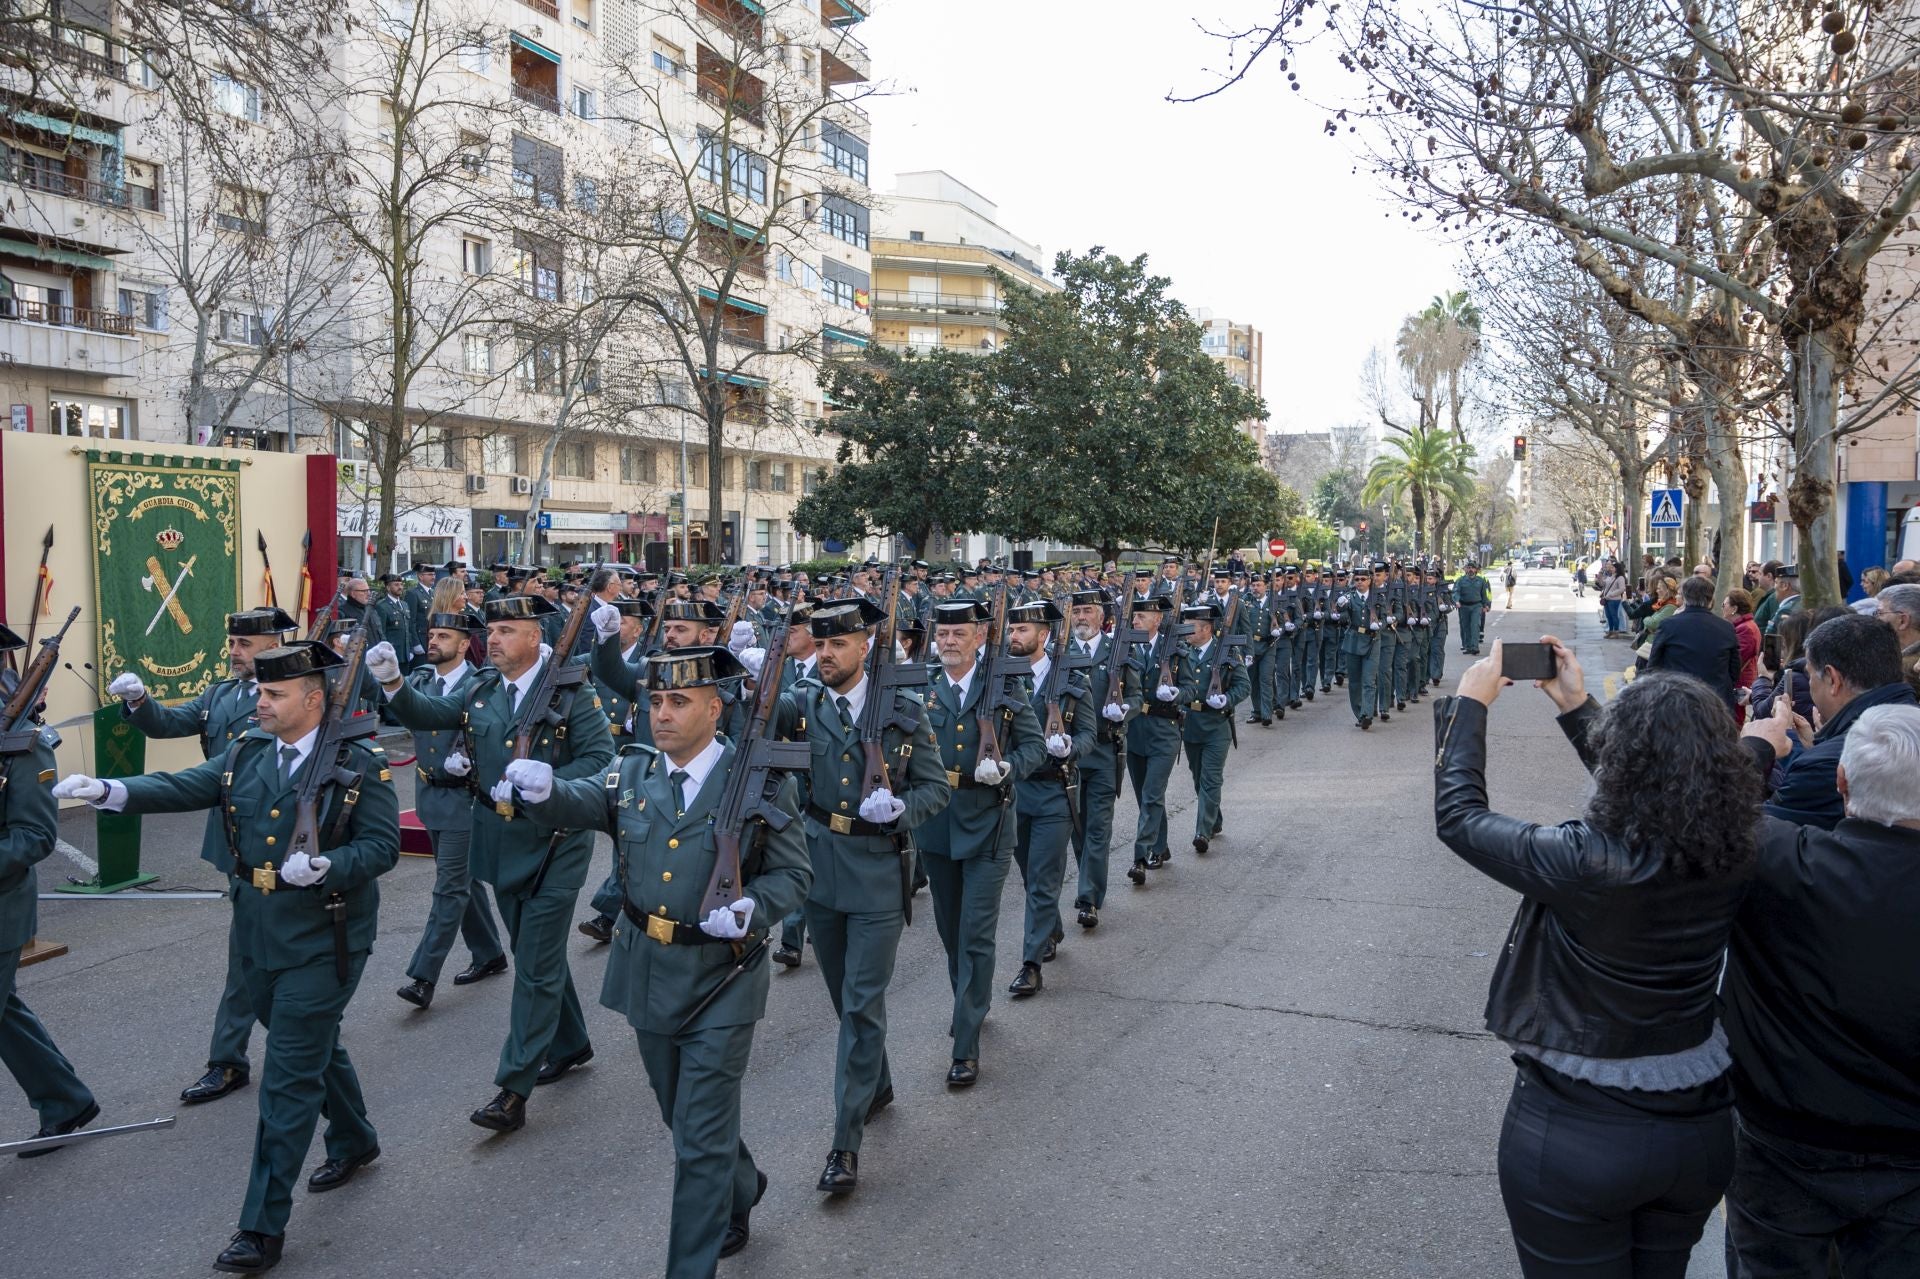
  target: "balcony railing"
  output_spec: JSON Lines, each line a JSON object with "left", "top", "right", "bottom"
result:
{"left": 2, "top": 20, "right": 128, "bottom": 82}
{"left": 512, "top": 82, "right": 561, "bottom": 114}
{"left": 872, "top": 290, "right": 1004, "bottom": 314}
{"left": 0, "top": 296, "right": 135, "bottom": 335}
{"left": 696, "top": 82, "right": 764, "bottom": 127}
{"left": 877, "top": 338, "right": 998, "bottom": 355}
{"left": 0, "top": 154, "right": 133, "bottom": 208}
{"left": 517, "top": 0, "right": 560, "bottom": 18}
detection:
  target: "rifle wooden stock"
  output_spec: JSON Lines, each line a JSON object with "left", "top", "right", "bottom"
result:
{"left": 0, "top": 605, "right": 78, "bottom": 750}
{"left": 701, "top": 615, "right": 807, "bottom": 921}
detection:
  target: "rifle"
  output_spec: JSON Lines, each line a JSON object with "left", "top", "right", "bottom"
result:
{"left": 500, "top": 595, "right": 594, "bottom": 822}
{"left": 1104, "top": 578, "right": 1147, "bottom": 710}
{"left": 974, "top": 580, "right": 1034, "bottom": 771}
{"left": 283, "top": 610, "right": 380, "bottom": 982}
{"left": 305, "top": 591, "right": 345, "bottom": 643}
{"left": 0, "top": 606, "right": 78, "bottom": 753}
{"left": 1204, "top": 589, "right": 1249, "bottom": 748}
{"left": 853, "top": 565, "right": 930, "bottom": 919}
{"left": 1035, "top": 607, "right": 1093, "bottom": 824}
{"left": 699, "top": 613, "right": 808, "bottom": 926}
{"left": 1149, "top": 574, "right": 1192, "bottom": 700}
{"left": 642, "top": 581, "right": 670, "bottom": 655}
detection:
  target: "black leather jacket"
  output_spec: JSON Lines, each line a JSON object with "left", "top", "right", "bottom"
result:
{"left": 1433, "top": 695, "right": 1753, "bottom": 1058}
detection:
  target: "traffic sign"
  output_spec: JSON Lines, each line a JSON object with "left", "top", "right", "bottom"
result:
{"left": 1650, "top": 489, "right": 1684, "bottom": 529}
{"left": 1584, "top": 528, "right": 1598, "bottom": 539}
{"left": 1267, "top": 537, "right": 1287, "bottom": 558}
{"left": 1339, "top": 525, "right": 1356, "bottom": 543}
{"left": 1479, "top": 543, "right": 1493, "bottom": 552}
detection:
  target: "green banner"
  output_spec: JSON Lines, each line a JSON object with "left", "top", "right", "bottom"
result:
{"left": 87, "top": 450, "right": 242, "bottom": 707}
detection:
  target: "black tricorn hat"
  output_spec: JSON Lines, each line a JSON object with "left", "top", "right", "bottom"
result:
{"left": 1181, "top": 602, "right": 1222, "bottom": 623}
{"left": 809, "top": 599, "right": 885, "bottom": 638}
{"left": 227, "top": 607, "right": 297, "bottom": 637}
{"left": 325, "top": 618, "right": 361, "bottom": 639}
{"left": 483, "top": 595, "right": 559, "bottom": 623}
{"left": 412, "top": 561, "right": 438, "bottom": 574}
{"left": 642, "top": 645, "right": 742, "bottom": 691}
{"left": 612, "top": 598, "right": 653, "bottom": 619}
{"left": 377, "top": 572, "right": 403, "bottom": 584}
{"left": 426, "top": 611, "right": 480, "bottom": 634}
{"left": 0, "top": 623, "right": 24, "bottom": 651}
{"left": 661, "top": 599, "right": 726, "bottom": 623}
{"left": 254, "top": 640, "right": 342, "bottom": 684}
{"left": 1068, "top": 589, "right": 1109, "bottom": 607}
{"left": 1131, "top": 595, "right": 1174, "bottom": 612}
{"left": 932, "top": 599, "right": 990, "bottom": 625}
{"left": 1007, "top": 598, "right": 1062, "bottom": 623}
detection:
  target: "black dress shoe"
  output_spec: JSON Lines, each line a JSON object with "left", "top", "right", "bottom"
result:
{"left": 1359, "top": 716, "right": 1372, "bottom": 730}
{"left": 1290, "top": 699, "right": 1303, "bottom": 710}
{"left": 1274, "top": 707, "right": 1285, "bottom": 721}
{"left": 1379, "top": 710, "right": 1391, "bottom": 722}
{"left": 772, "top": 944, "right": 802, "bottom": 968}
{"left": 720, "top": 1169, "right": 768, "bottom": 1258}
{"left": 1008, "top": 962, "right": 1042, "bottom": 997}
{"left": 213, "top": 1229, "right": 284, "bottom": 1274}
{"left": 182, "top": 1066, "right": 249, "bottom": 1105}
{"left": 1335, "top": 675, "right": 1346, "bottom": 686}
{"left": 866, "top": 1085, "right": 893, "bottom": 1121}
{"left": 1144, "top": 850, "right": 1165, "bottom": 869}
{"left": 1304, "top": 690, "right": 1315, "bottom": 701}
{"left": 469, "top": 1088, "right": 526, "bottom": 1132}
{"left": 1397, "top": 700, "right": 1407, "bottom": 712}
{"left": 946, "top": 1058, "right": 979, "bottom": 1087}
{"left": 1040, "top": 939, "right": 1058, "bottom": 962}
{"left": 451, "top": 955, "right": 508, "bottom": 986}
{"left": 576, "top": 915, "right": 613, "bottom": 944}
{"left": 1077, "top": 906, "right": 1099, "bottom": 929}
{"left": 1193, "top": 836, "right": 1209, "bottom": 856}
{"left": 16, "top": 1099, "right": 99, "bottom": 1158}
{"left": 307, "top": 1146, "right": 379, "bottom": 1192}
{"left": 534, "top": 1044, "right": 594, "bottom": 1086}
{"left": 817, "top": 1148, "right": 858, "bottom": 1195}
{"left": 1126, "top": 862, "right": 1146, "bottom": 886}
{"left": 396, "top": 979, "right": 433, "bottom": 1010}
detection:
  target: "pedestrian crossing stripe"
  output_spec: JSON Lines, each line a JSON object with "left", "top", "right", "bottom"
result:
{"left": 1650, "top": 492, "right": 1681, "bottom": 527}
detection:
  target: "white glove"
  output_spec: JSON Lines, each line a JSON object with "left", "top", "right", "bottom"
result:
{"left": 365, "top": 641, "right": 401, "bottom": 684}
{"left": 1102, "top": 702, "right": 1126, "bottom": 722}
{"left": 1314, "top": 611, "right": 1325, "bottom": 620}
{"left": 52, "top": 774, "right": 105, "bottom": 801}
{"left": 1285, "top": 622, "right": 1296, "bottom": 632}
{"left": 728, "top": 620, "right": 757, "bottom": 652}
{"left": 108, "top": 672, "right": 146, "bottom": 703}
{"left": 737, "top": 647, "right": 766, "bottom": 678}
{"left": 1045, "top": 733, "right": 1072, "bottom": 758}
{"left": 503, "top": 758, "right": 553, "bottom": 804}
{"left": 972, "top": 757, "right": 1010, "bottom": 786}
{"left": 280, "top": 851, "right": 331, "bottom": 887}
{"left": 700, "top": 896, "right": 754, "bottom": 939}
{"left": 858, "top": 787, "right": 906, "bottom": 823}
{"left": 410, "top": 644, "right": 425, "bottom": 656}
{"left": 1206, "top": 693, "right": 1228, "bottom": 710}
{"left": 1155, "top": 684, "right": 1179, "bottom": 702}
{"left": 1369, "top": 621, "right": 1381, "bottom": 632}
{"left": 539, "top": 643, "right": 553, "bottom": 662}
{"left": 444, "top": 749, "right": 471, "bottom": 777}
{"left": 1337, "top": 595, "right": 1350, "bottom": 607}
{"left": 591, "top": 601, "right": 622, "bottom": 640}
{"left": 489, "top": 779, "right": 514, "bottom": 806}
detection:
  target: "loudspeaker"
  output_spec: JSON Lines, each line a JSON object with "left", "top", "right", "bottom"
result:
{"left": 1012, "top": 549, "right": 1034, "bottom": 571}
{"left": 643, "top": 540, "right": 670, "bottom": 574}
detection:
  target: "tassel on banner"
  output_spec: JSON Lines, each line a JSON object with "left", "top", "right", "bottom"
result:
{"left": 262, "top": 568, "right": 276, "bottom": 609}
{"left": 299, "top": 565, "right": 313, "bottom": 619}
{"left": 38, "top": 564, "right": 51, "bottom": 616}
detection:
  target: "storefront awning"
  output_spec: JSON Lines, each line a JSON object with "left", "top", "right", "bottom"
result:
{"left": 698, "top": 208, "right": 767, "bottom": 243}
{"left": 0, "top": 237, "right": 113, "bottom": 270}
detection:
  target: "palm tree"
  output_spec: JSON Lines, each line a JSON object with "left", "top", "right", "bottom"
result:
{"left": 1362, "top": 424, "right": 1475, "bottom": 555}
{"left": 1395, "top": 292, "right": 1482, "bottom": 442}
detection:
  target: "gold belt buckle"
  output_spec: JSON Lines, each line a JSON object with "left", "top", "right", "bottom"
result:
{"left": 829, "top": 813, "right": 854, "bottom": 835}
{"left": 496, "top": 800, "right": 515, "bottom": 821}
{"left": 645, "top": 914, "right": 676, "bottom": 945}
{"left": 946, "top": 769, "right": 962, "bottom": 787}
{"left": 252, "top": 861, "right": 276, "bottom": 894}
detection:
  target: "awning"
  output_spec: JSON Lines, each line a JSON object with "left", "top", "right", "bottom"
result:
{"left": 738, "top": 0, "right": 766, "bottom": 12}
{"left": 698, "top": 207, "right": 767, "bottom": 243}
{"left": 826, "top": 0, "right": 866, "bottom": 22}
{"left": 822, "top": 326, "right": 868, "bottom": 347}
{"left": 697, "top": 286, "right": 767, "bottom": 316}
{"left": 697, "top": 368, "right": 769, "bottom": 388}
{"left": 0, "top": 237, "right": 113, "bottom": 270}
{"left": 511, "top": 32, "right": 559, "bottom": 63}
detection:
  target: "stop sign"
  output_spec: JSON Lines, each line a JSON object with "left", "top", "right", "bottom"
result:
{"left": 1267, "top": 537, "right": 1287, "bottom": 558}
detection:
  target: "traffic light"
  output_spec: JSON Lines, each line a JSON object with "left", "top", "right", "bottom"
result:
{"left": 1513, "top": 434, "right": 1528, "bottom": 460}
{"left": 1357, "top": 520, "right": 1369, "bottom": 533}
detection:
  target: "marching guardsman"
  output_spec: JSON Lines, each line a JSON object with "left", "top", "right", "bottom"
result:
{"left": 371, "top": 573, "right": 414, "bottom": 661}
{"left": 1276, "top": 566, "right": 1307, "bottom": 713}
{"left": 1243, "top": 573, "right": 1278, "bottom": 726}
{"left": 59, "top": 640, "right": 400, "bottom": 1273}
{"left": 1152, "top": 556, "right": 1182, "bottom": 598}
{"left": 1004, "top": 599, "right": 1095, "bottom": 998}
{"left": 1296, "top": 564, "right": 1325, "bottom": 696}
{"left": 1453, "top": 561, "right": 1491, "bottom": 654}
{"left": 1177, "top": 602, "right": 1248, "bottom": 855}
{"left": 1405, "top": 565, "right": 1432, "bottom": 698}
{"left": 1067, "top": 587, "right": 1139, "bottom": 927}
{"left": 484, "top": 562, "right": 512, "bottom": 601}
{"left": 394, "top": 612, "right": 507, "bottom": 1010}
{"left": 1338, "top": 564, "right": 1386, "bottom": 729}
{"left": 512, "top": 646, "right": 810, "bottom": 1276}
{"left": 1326, "top": 567, "right": 1350, "bottom": 688}
{"left": 1375, "top": 563, "right": 1405, "bottom": 721}
{"left": 769, "top": 599, "right": 951, "bottom": 1195}
{"left": 403, "top": 563, "right": 436, "bottom": 669}
{"left": 367, "top": 595, "right": 615, "bottom": 1133}
{"left": 109, "top": 605, "right": 296, "bottom": 1106}
{"left": 917, "top": 598, "right": 1044, "bottom": 1087}
{"left": 1426, "top": 564, "right": 1453, "bottom": 686}
{"left": 1126, "top": 593, "right": 1188, "bottom": 877}
{"left": 771, "top": 600, "right": 821, "bottom": 969}
{"left": 3, "top": 621, "right": 99, "bottom": 1156}
{"left": 1385, "top": 563, "right": 1413, "bottom": 713}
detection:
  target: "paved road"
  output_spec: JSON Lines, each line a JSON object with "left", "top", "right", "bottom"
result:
{"left": 8, "top": 570, "right": 1724, "bottom": 1277}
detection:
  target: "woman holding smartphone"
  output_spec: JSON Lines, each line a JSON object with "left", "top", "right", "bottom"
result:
{"left": 1434, "top": 639, "right": 1763, "bottom": 1277}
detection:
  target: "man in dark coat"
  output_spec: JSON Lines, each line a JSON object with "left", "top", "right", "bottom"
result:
{"left": 1647, "top": 574, "right": 1742, "bottom": 710}
{"left": 1763, "top": 613, "right": 1918, "bottom": 830}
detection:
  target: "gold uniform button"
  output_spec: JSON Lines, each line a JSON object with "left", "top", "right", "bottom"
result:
{"left": 661, "top": 871, "right": 672, "bottom": 882}
{"left": 668, "top": 838, "right": 679, "bottom": 849}
{"left": 656, "top": 905, "right": 669, "bottom": 916}
{"left": 269, "top": 809, "right": 280, "bottom": 819}
{"left": 842, "top": 753, "right": 851, "bottom": 762}
{"left": 840, "top": 777, "right": 850, "bottom": 785}
{"left": 839, "top": 801, "right": 849, "bottom": 810}
{"left": 265, "top": 836, "right": 277, "bottom": 846}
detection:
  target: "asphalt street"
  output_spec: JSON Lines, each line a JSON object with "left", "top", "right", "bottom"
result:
{"left": 6, "top": 569, "right": 1727, "bottom": 1277}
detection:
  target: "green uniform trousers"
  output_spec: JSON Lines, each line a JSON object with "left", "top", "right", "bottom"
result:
{"left": 1072, "top": 752, "right": 1123, "bottom": 910}
{"left": 1459, "top": 604, "right": 1486, "bottom": 651}
{"left": 210, "top": 887, "right": 257, "bottom": 1071}
{"left": 1376, "top": 632, "right": 1399, "bottom": 711}
{"left": 1127, "top": 716, "right": 1181, "bottom": 863}
{"left": 1, "top": 945, "right": 94, "bottom": 1129}
{"left": 1300, "top": 629, "right": 1323, "bottom": 690}
{"left": 803, "top": 902, "right": 901, "bottom": 1151}
{"left": 635, "top": 1022, "right": 762, "bottom": 1279}
{"left": 1428, "top": 619, "right": 1450, "bottom": 681}
{"left": 1347, "top": 641, "right": 1380, "bottom": 723}
{"left": 1250, "top": 646, "right": 1278, "bottom": 719}
{"left": 493, "top": 881, "right": 591, "bottom": 1097}
{"left": 406, "top": 826, "right": 505, "bottom": 986}
{"left": 1393, "top": 635, "right": 1416, "bottom": 703}
{"left": 919, "top": 846, "right": 1009, "bottom": 1062}
{"left": 1274, "top": 635, "right": 1299, "bottom": 706}
{"left": 237, "top": 951, "right": 375, "bottom": 1238}
{"left": 1185, "top": 731, "right": 1229, "bottom": 842}
{"left": 1012, "top": 800, "right": 1072, "bottom": 966}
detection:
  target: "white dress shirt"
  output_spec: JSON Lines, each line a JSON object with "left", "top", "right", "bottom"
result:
{"left": 500, "top": 658, "right": 546, "bottom": 711}
{"left": 828, "top": 673, "right": 869, "bottom": 727}
{"left": 438, "top": 661, "right": 472, "bottom": 697}
{"left": 662, "top": 735, "right": 726, "bottom": 812}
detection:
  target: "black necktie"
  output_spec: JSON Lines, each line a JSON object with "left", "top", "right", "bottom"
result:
{"left": 670, "top": 769, "right": 689, "bottom": 818}
{"left": 277, "top": 744, "right": 299, "bottom": 785}
{"left": 836, "top": 695, "right": 854, "bottom": 732}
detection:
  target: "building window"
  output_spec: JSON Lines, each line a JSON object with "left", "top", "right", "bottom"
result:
{"left": 908, "top": 230, "right": 924, "bottom": 242}
{"left": 555, "top": 438, "right": 592, "bottom": 477}
{"left": 212, "top": 75, "right": 263, "bottom": 123}
{"left": 802, "top": 465, "right": 821, "bottom": 495}
{"left": 420, "top": 423, "right": 458, "bottom": 469}
{"left": 457, "top": 133, "right": 487, "bottom": 175}
{"left": 124, "top": 159, "right": 160, "bottom": 212}
{"left": 688, "top": 452, "right": 706, "bottom": 486}
{"left": 483, "top": 433, "right": 524, "bottom": 474}
{"left": 214, "top": 184, "right": 267, "bottom": 236}
{"left": 823, "top": 277, "right": 856, "bottom": 309}
{"left": 821, "top": 259, "right": 869, "bottom": 312}
{"left": 770, "top": 460, "right": 788, "bottom": 492}
{"left": 462, "top": 333, "right": 491, "bottom": 374}
{"left": 572, "top": 174, "right": 598, "bottom": 212}
{"left": 510, "top": 132, "right": 564, "bottom": 208}
{"left": 570, "top": 85, "right": 597, "bottom": 119}
{"left": 620, "top": 444, "right": 656, "bottom": 483}
{"left": 696, "top": 132, "right": 766, "bottom": 204}
{"left": 517, "top": 332, "right": 563, "bottom": 392}
{"left": 219, "top": 308, "right": 267, "bottom": 345}
{"left": 820, "top": 123, "right": 867, "bottom": 184}
{"left": 819, "top": 195, "right": 868, "bottom": 249}
{"left": 48, "top": 395, "right": 130, "bottom": 439}
{"left": 333, "top": 418, "right": 369, "bottom": 462}
{"left": 652, "top": 37, "right": 684, "bottom": 78}
{"left": 579, "top": 356, "right": 602, "bottom": 392}
{"left": 457, "top": 32, "right": 492, "bottom": 74}
{"left": 746, "top": 458, "right": 764, "bottom": 490}
{"left": 513, "top": 233, "right": 562, "bottom": 302}
{"left": 117, "top": 286, "right": 168, "bottom": 331}
{"left": 462, "top": 235, "right": 491, "bottom": 275}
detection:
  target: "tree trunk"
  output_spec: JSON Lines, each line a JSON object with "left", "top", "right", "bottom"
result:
{"left": 707, "top": 398, "right": 725, "bottom": 570}
{"left": 1790, "top": 330, "right": 1843, "bottom": 609}
{"left": 1411, "top": 487, "right": 1427, "bottom": 556}
{"left": 1701, "top": 410, "right": 1749, "bottom": 605}
{"left": 1617, "top": 459, "right": 1647, "bottom": 584}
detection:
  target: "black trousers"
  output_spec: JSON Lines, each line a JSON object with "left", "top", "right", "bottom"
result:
{"left": 1725, "top": 1113, "right": 1920, "bottom": 1278}
{"left": 1498, "top": 1056, "right": 1733, "bottom": 1278}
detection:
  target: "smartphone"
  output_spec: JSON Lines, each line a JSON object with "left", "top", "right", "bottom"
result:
{"left": 1501, "top": 641, "right": 1558, "bottom": 682}
{"left": 1761, "top": 632, "right": 1781, "bottom": 672}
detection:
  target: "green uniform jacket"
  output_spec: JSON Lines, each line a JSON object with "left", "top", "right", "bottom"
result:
{"left": 1178, "top": 640, "right": 1250, "bottom": 744}
{"left": 0, "top": 731, "right": 60, "bottom": 951}
{"left": 119, "top": 731, "right": 400, "bottom": 969}
{"left": 532, "top": 743, "right": 812, "bottom": 1033}
{"left": 772, "top": 681, "right": 951, "bottom": 913}
{"left": 591, "top": 638, "right": 651, "bottom": 749}
{"left": 1752, "top": 587, "right": 1779, "bottom": 635}
{"left": 1453, "top": 574, "right": 1492, "bottom": 609}
{"left": 1018, "top": 660, "right": 1098, "bottom": 816}
{"left": 1337, "top": 586, "right": 1385, "bottom": 656}
{"left": 386, "top": 661, "right": 615, "bottom": 895}
{"left": 1242, "top": 594, "right": 1275, "bottom": 655}
{"left": 125, "top": 678, "right": 259, "bottom": 868}
{"left": 1084, "top": 631, "right": 1142, "bottom": 750}
{"left": 370, "top": 593, "right": 412, "bottom": 655}
{"left": 916, "top": 665, "right": 1044, "bottom": 859}
{"left": 407, "top": 663, "right": 482, "bottom": 829}
{"left": 403, "top": 583, "right": 433, "bottom": 654}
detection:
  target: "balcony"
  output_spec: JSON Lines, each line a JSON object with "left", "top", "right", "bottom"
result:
{"left": 0, "top": 297, "right": 136, "bottom": 375}
{"left": 0, "top": 19, "right": 128, "bottom": 82}
{"left": 872, "top": 289, "right": 1004, "bottom": 317}
{"left": 0, "top": 296, "right": 133, "bottom": 335}
{"left": 512, "top": 82, "right": 561, "bottom": 114}
{"left": 823, "top": 90, "right": 868, "bottom": 140}
{"left": 696, "top": 45, "right": 765, "bottom": 127}
{"left": 510, "top": 35, "right": 561, "bottom": 115}
{"left": 0, "top": 153, "right": 129, "bottom": 207}
{"left": 877, "top": 337, "right": 999, "bottom": 356}
{"left": 820, "top": 30, "right": 870, "bottom": 85}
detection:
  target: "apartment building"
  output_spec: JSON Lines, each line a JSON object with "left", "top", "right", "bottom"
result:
{"left": 1195, "top": 309, "right": 1266, "bottom": 450}
{"left": 0, "top": 0, "right": 875, "bottom": 573}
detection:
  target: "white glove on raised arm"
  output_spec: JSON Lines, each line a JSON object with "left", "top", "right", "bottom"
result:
{"left": 365, "top": 642, "right": 401, "bottom": 685}
{"left": 728, "top": 620, "right": 757, "bottom": 653}
{"left": 737, "top": 648, "right": 766, "bottom": 679}
{"left": 51, "top": 774, "right": 105, "bottom": 802}
{"left": 108, "top": 673, "right": 146, "bottom": 704}
{"left": 858, "top": 787, "right": 906, "bottom": 823}
{"left": 502, "top": 759, "right": 554, "bottom": 804}
{"left": 279, "top": 851, "right": 331, "bottom": 887}
{"left": 591, "top": 601, "right": 622, "bottom": 641}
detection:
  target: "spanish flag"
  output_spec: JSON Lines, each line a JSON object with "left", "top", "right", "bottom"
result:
{"left": 38, "top": 562, "right": 51, "bottom": 615}
{"left": 299, "top": 564, "right": 313, "bottom": 622}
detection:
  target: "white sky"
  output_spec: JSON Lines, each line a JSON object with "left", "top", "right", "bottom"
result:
{"left": 857, "top": 0, "right": 1465, "bottom": 436}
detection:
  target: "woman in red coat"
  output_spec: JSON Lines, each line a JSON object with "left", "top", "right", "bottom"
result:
{"left": 1724, "top": 588, "right": 1761, "bottom": 724}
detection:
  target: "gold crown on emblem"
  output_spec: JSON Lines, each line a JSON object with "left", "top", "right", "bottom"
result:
{"left": 156, "top": 526, "right": 185, "bottom": 550}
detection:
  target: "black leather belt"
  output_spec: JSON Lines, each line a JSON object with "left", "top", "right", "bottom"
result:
{"left": 807, "top": 803, "right": 891, "bottom": 837}
{"left": 1145, "top": 703, "right": 1184, "bottom": 721}
{"left": 620, "top": 902, "right": 736, "bottom": 945}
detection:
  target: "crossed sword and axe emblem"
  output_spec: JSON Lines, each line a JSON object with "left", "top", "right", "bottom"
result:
{"left": 141, "top": 554, "right": 197, "bottom": 636}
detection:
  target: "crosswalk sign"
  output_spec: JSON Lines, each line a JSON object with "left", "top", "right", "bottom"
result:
{"left": 1649, "top": 489, "right": 1684, "bottom": 529}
